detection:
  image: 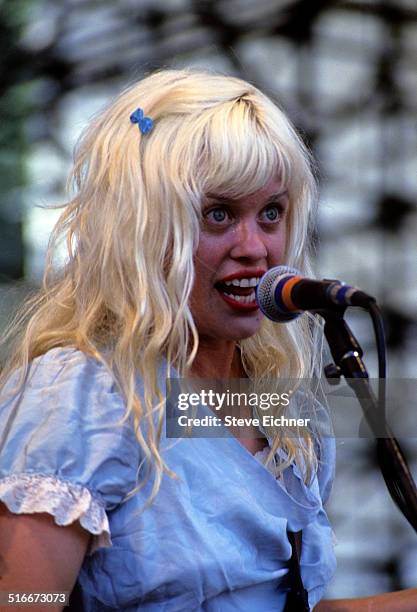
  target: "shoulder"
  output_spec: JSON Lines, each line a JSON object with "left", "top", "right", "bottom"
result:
{"left": 12, "top": 345, "right": 116, "bottom": 393}
{"left": 1, "top": 346, "right": 129, "bottom": 427}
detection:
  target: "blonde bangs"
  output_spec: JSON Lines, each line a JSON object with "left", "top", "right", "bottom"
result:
{"left": 196, "top": 101, "right": 291, "bottom": 200}
{"left": 152, "top": 100, "right": 291, "bottom": 210}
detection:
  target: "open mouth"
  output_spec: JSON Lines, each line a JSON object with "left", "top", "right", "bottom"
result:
{"left": 214, "top": 276, "right": 261, "bottom": 307}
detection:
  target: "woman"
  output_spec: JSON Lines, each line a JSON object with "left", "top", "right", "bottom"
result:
{"left": 0, "top": 69, "right": 415, "bottom": 611}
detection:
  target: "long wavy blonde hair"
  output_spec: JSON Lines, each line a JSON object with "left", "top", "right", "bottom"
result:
{"left": 1, "top": 68, "right": 323, "bottom": 502}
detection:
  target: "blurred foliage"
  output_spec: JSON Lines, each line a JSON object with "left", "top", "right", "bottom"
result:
{"left": 0, "top": 0, "right": 34, "bottom": 279}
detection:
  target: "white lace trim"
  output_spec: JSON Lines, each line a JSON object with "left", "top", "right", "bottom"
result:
{"left": 0, "top": 473, "right": 111, "bottom": 555}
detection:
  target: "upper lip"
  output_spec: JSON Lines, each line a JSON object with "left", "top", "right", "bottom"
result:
{"left": 216, "top": 269, "right": 267, "bottom": 283}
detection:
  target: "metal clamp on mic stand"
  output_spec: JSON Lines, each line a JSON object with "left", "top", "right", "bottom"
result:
{"left": 320, "top": 306, "right": 417, "bottom": 533}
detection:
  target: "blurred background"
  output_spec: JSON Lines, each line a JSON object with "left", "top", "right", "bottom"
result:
{"left": 0, "top": 0, "right": 416, "bottom": 600}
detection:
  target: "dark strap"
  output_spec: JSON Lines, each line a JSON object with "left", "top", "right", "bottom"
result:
{"left": 283, "top": 530, "right": 310, "bottom": 612}
{"left": 65, "top": 581, "right": 84, "bottom": 611}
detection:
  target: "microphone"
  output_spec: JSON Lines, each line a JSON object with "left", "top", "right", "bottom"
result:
{"left": 256, "top": 266, "right": 376, "bottom": 322}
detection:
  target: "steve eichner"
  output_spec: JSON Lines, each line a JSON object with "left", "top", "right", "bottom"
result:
{"left": 176, "top": 390, "right": 311, "bottom": 429}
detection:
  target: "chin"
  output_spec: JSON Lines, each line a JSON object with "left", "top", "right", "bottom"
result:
{"left": 226, "top": 322, "right": 262, "bottom": 341}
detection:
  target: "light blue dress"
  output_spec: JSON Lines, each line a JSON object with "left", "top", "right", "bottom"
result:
{"left": 0, "top": 347, "right": 336, "bottom": 611}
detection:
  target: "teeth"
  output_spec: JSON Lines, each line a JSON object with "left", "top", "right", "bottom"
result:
{"left": 224, "top": 277, "right": 260, "bottom": 287}
{"left": 223, "top": 290, "right": 256, "bottom": 304}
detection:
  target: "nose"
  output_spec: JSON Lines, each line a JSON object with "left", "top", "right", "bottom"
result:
{"left": 229, "top": 220, "right": 268, "bottom": 262}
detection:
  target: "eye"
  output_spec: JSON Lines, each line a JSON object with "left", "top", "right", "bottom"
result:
{"left": 260, "top": 204, "right": 282, "bottom": 223}
{"left": 204, "top": 207, "right": 231, "bottom": 225}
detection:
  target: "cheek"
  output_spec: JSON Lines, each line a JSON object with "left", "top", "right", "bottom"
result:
{"left": 267, "top": 231, "right": 287, "bottom": 264}
{"left": 191, "top": 245, "right": 217, "bottom": 305}
{"left": 193, "top": 235, "right": 226, "bottom": 277}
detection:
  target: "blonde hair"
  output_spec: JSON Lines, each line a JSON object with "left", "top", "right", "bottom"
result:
{"left": 1, "top": 68, "right": 322, "bottom": 501}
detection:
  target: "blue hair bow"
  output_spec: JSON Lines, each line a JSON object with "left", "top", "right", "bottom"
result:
{"left": 130, "top": 107, "right": 153, "bottom": 135}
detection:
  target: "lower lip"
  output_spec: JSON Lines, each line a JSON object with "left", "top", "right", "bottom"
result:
{"left": 217, "top": 289, "right": 259, "bottom": 311}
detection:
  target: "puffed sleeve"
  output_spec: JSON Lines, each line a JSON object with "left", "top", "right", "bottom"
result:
{"left": 0, "top": 347, "right": 140, "bottom": 554}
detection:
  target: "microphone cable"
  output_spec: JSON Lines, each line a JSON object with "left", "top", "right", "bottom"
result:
{"left": 368, "top": 301, "right": 417, "bottom": 532}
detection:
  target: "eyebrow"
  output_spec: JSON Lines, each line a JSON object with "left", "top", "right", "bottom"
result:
{"left": 205, "top": 189, "right": 289, "bottom": 204}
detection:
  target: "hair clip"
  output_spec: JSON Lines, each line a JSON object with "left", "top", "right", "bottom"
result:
{"left": 130, "top": 107, "right": 153, "bottom": 135}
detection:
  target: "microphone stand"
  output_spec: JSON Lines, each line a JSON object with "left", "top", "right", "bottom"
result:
{"left": 319, "top": 307, "right": 417, "bottom": 532}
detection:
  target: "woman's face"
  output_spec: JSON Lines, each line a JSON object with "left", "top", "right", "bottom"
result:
{"left": 190, "top": 177, "right": 289, "bottom": 343}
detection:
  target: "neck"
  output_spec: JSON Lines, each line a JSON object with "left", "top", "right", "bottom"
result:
{"left": 190, "top": 339, "right": 246, "bottom": 379}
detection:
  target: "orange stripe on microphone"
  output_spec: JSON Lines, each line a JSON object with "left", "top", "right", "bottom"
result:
{"left": 281, "top": 276, "right": 302, "bottom": 311}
